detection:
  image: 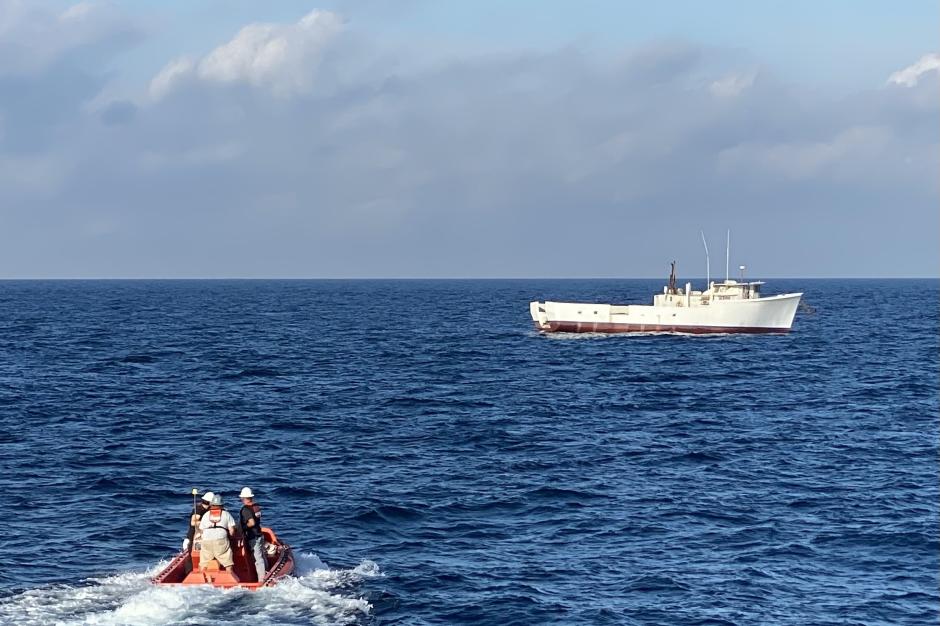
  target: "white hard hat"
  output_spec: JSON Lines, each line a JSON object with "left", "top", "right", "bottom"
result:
{"left": 201, "top": 491, "right": 215, "bottom": 503}
{"left": 239, "top": 487, "right": 254, "bottom": 499}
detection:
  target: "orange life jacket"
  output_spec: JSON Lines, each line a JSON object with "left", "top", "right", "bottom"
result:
{"left": 205, "top": 508, "right": 230, "bottom": 536}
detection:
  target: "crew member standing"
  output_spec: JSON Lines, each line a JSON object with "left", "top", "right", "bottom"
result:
{"left": 238, "top": 487, "right": 266, "bottom": 582}
{"left": 184, "top": 491, "right": 214, "bottom": 552}
{"left": 183, "top": 491, "right": 214, "bottom": 573}
{"left": 198, "top": 494, "right": 239, "bottom": 581}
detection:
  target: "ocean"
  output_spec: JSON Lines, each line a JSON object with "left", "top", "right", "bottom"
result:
{"left": 0, "top": 279, "right": 936, "bottom": 625}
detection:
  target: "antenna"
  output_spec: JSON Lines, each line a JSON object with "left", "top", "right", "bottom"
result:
{"left": 725, "top": 229, "right": 730, "bottom": 283}
{"left": 700, "top": 230, "right": 710, "bottom": 288}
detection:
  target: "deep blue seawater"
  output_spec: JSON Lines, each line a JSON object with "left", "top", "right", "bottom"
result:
{"left": 0, "top": 279, "right": 936, "bottom": 625}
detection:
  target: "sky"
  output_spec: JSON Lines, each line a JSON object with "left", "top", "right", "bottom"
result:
{"left": 1, "top": 1, "right": 937, "bottom": 278}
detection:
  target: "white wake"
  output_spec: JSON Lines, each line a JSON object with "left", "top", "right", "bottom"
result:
{"left": 0, "top": 553, "right": 379, "bottom": 626}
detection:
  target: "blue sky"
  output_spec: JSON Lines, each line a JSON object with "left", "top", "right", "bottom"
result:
{"left": 1, "top": 1, "right": 937, "bottom": 277}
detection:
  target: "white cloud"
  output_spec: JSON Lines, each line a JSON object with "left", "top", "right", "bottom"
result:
{"left": 887, "top": 52, "right": 940, "bottom": 87}
{"left": 709, "top": 71, "right": 755, "bottom": 98}
{"left": 149, "top": 56, "right": 195, "bottom": 99}
{"left": 59, "top": 1, "right": 95, "bottom": 22}
{"left": 149, "top": 9, "right": 343, "bottom": 99}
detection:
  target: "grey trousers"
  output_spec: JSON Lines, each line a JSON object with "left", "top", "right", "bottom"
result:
{"left": 249, "top": 537, "right": 266, "bottom": 582}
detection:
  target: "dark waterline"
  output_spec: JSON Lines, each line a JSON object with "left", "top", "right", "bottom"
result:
{"left": 0, "top": 279, "right": 937, "bottom": 625}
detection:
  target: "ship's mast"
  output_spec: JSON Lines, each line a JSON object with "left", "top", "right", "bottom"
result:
{"left": 725, "top": 229, "right": 730, "bottom": 283}
{"left": 700, "top": 230, "right": 710, "bottom": 289}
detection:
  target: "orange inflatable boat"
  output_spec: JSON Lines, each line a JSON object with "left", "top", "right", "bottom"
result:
{"left": 152, "top": 528, "right": 294, "bottom": 589}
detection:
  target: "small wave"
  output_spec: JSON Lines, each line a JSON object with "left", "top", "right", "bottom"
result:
{"left": 786, "top": 498, "right": 822, "bottom": 509}
{"left": 738, "top": 566, "right": 775, "bottom": 579}
{"left": 221, "top": 368, "right": 283, "bottom": 380}
{"left": 881, "top": 590, "right": 939, "bottom": 602}
{"left": 443, "top": 498, "right": 526, "bottom": 514}
{"left": 352, "top": 505, "right": 425, "bottom": 525}
{"left": 271, "top": 486, "right": 319, "bottom": 497}
{"left": 668, "top": 450, "right": 725, "bottom": 464}
{"left": 380, "top": 396, "right": 494, "bottom": 409}
{"left": 0, "top": 432, "right": 20, "bottom": 444}
{"left": 758, "top": 542, "right": 818, "bottom": 558}
{"left": 88, "top": 477, "right": 134, "bottom": 491}
{"left": 268, "top": 421, "right": 315, "bottom": 432}
{"left": 0, "top": 556, "right": 378, "bottom": 626}
{"left": 525, "top": 486, "right": 610, "bottom": 501}
{"left": 811, "top": 530, "right": 935, "bottom": 550}
{"left": 623, "top": 574, "right": 690, "bottom": 592}
{"left": 120, "top": 354, "right": 156, "bottom": 364}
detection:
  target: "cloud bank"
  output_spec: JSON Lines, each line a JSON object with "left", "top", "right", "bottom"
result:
{"left": 0, "top": 3, "right": 937, "bottom": 278}
{"left": 150, "top": 9, "right": 343, "bottom": 99}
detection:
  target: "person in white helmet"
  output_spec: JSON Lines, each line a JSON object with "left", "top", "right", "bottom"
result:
{"left": 184, "top": 491, "right": 214, "bottom": 553}
{"left": 238, "top": 487, "right": 266, "bottom": 582}
{"left": 182, "top": 491, "right": 214, "bottom": 573}
{"left": 198, "top": 494, "right": 239, "bottom": 580}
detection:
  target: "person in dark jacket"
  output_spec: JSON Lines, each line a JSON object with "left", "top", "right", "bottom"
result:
{"left": 183, "top": 491, "right": 214, "bottom": 573}
{"left": 238, "top": 487, "right": 266, "bottom": 582}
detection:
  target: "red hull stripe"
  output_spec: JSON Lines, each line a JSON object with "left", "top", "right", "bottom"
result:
{"left": 537, "top": 321, "right": 788, "bottom": 334}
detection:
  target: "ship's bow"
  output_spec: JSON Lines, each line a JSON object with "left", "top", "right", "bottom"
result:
{"left": 530, "top": 301, "right": 549, "bottom": 330}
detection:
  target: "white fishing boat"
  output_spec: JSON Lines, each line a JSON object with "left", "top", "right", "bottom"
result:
{"left": 529, "top": 233, "right": 802, "bottom": 335}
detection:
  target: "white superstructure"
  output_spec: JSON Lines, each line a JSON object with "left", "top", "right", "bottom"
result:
{"left": 530, "top": 269, "right": 802, "bottom": 335}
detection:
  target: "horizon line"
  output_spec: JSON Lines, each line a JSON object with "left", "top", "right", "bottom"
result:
{"left": 0, "top": 276, "right": 936, "bottom": 281}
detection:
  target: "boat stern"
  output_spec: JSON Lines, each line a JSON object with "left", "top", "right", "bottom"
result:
{"left": 152, "top": 527, "right": 294, "bottom": 590}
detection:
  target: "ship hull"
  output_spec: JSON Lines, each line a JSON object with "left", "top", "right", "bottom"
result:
{"left": 536, "top": 321, "right": 789, "bottom": 334}
{"left": 530, "top": 293, "right": 802, "bottom": 335}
